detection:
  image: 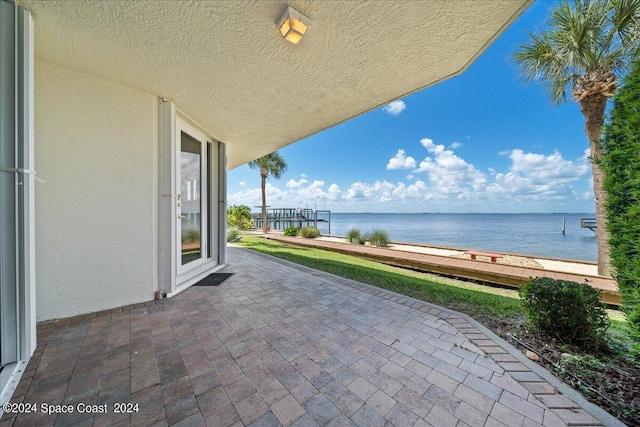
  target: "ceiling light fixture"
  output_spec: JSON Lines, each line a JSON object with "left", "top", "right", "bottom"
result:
{"left": 277, "top": 6, "right": 312, "bottom": 45}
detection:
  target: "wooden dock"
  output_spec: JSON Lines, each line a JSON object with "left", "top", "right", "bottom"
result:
{"left": 253, "top": 208, "right": 331, "bottom": 232}
{"left": 262, "top": 234, "right": 621, "bottom": 306}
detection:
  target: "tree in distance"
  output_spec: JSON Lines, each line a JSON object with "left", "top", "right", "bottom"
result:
{"left": 248, "top": 151, "right": 288, "bottom": 234}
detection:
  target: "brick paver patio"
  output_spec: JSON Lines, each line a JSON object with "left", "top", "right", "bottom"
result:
{"left": 0, "top": 247, "right": 614, "bottom": 426}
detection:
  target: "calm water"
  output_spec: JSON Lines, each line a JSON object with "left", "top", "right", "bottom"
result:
{"left": 313, "top": 213, "right": 598, "bottom": 261}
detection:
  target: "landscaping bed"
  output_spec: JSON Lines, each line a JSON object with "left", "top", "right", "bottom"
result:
{"left": 481, "top": 315, "right": 640, "bottom": 426}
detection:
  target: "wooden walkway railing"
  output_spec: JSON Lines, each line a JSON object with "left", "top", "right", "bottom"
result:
{"left": 262, "top": 235, "right": 621, "bottom": 306}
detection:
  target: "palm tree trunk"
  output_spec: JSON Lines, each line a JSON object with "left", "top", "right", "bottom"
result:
{"left": 580, "top": 95, "right": 612, "bottom": 276}
{"left": 261, "top": 173, "right": 268, "bottom": 234}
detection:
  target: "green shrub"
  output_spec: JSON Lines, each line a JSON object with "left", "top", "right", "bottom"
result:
{"left": 298, "top": 226, "right": 320, "bottom": 238}
{"left": 284, "top": 226, "right": 299, "bottom": 236}
{"left": 226, "top": 227, "right": 240, "bottom": 242}
{"left": 602, "top": 55, "right": 640, "bottom": 338}
{"left": 181, "top": 228, "right": 200, "bottom": 243}
{"left": 366, "top": 229, "right": 389, "bottom": 247}
{"left": 227, "top": 205, "right": 253, "bottom": 230}
{"left": 347, "top": 228, "right": 364, "bottom": 244}
{"left": 519, "top": 278, "right": 609, "bottom": 345}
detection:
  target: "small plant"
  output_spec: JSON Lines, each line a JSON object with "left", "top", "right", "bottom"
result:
{"left": 365, "top": 229, "right": 389, "bottom": 247}
{"left": 227, "top": 205, "right": 254, "bottom": 230}
{"left": 519, "top": 278, "right": 609, "bottom": 345}
{"left": 298, "top": 226, "right": 320, "bottom": 238}
{"left": 284, "top": 226, "right": 299, "bottom": 236}
{"left": 181, "top": 228, "right": 200, "bottom": 243}
{"left": 347, "top": 228, "right": 364, "bottom": 244}
{"left": 226, "top": 227, "right": 241, "bottom": 242}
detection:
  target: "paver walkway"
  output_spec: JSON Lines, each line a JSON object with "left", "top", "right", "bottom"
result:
{"left": 0, "top": 247, "right": 616, "bottom": 426}
{"left": 263, "top": 234, "right": 620, "bottom": 306}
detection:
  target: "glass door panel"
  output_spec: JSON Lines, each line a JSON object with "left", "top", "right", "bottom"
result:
{"left": 180, "top": 132, "right": 202, "bottom": 266}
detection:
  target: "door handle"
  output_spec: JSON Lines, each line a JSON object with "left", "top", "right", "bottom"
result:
{"left": 178, "top": 214, "right": 186, "bottom": 219}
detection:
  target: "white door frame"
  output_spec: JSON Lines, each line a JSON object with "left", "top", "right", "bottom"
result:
{"left": 0, "top": 0, "right": 36, "bottom": 410}
{"left": 158, "top": 100, "right": 227, "bottom": 297}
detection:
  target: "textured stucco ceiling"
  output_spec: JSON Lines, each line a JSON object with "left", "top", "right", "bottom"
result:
{"left": 19, "top": 0, "right": 531, "bottom": 169}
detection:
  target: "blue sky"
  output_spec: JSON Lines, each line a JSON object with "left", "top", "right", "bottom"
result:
{"left": 228, "top": 1, "right": 597, "bottom": 214}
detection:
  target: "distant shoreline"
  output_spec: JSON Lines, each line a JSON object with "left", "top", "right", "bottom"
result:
{"left": 327, "top": 212, "right": 597, "bottom": 215}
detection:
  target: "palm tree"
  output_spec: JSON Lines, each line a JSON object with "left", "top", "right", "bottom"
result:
{"left": 248, "top": 151, "right": 288, "bottom": 233}
{"left": 514, "top": 0, "right": 640, "bottom": 276}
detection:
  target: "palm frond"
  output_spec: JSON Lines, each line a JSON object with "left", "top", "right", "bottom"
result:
{"left": 515, "top": 33, "right": 557, "bottom": 80}
{"left": 551, "top": 75, "right": 573, "bottom": 105}
{"left": 247, "top": 151, "right": 288, "bottom": 180}
{"left": 514, "top": 0, "right": 640, "bottom": 104}
{"left": 611, "top": 0, "right": 640, "bottom": 45}
{"left": 515, "top": 32, "right": 574, "bottom": 104}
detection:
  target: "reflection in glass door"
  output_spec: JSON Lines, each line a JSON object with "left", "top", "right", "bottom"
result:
{"left": 179, "top": 132, "right": 204, "bottom": 267}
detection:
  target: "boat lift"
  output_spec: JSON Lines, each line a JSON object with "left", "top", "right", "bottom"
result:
{"left": 581, "top": 217, "right": 597, "bottom": 232}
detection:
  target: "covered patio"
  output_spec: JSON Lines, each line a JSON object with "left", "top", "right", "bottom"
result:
{"left": 3, "top": 0, "right": 538, "bottom": 412}
{"left": 1, "top": 247, "right": 613, "bottom": 427}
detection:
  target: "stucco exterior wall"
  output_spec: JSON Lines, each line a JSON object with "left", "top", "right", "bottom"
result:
{"left": 35, "top": 59, "right": 158, "bottom": 321}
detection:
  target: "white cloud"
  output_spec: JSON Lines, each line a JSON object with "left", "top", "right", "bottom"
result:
{"left": 344, "top": 182, "right": 370, "bottom": 201}
{"left": 387, "top": 149, "right": 417, "bottom": 170}
{"left": 449, "top": 142, "right": 461, "bottom": 149}
{"left": 239, "top": 181, "right": 245, "bottom": 186}
{"left": 344, "top": 180, "right": 432, "bottom": 203}
{"left": 383, "top": 100, "right": 406, "bottom": 116}
{"left": 228, "top": 177, "right": 432, "bottom": 211}
{"left": 286, "top": 178, "right": 308, "bottom": 189}
{"left": 486, "top": 149, "right": 590, "bottom": 200}
{"left": 228, "top": 140, "right": 595, "bottom": 212}
{"left": 405, "top": 180, "right": 431, "bottom": 199}
{"left": 229, "top": 179, "right": 341, "bottom": 208}
{"left": 327, "top": 183, "right": 343, "bottom": 201}
{"left": 297, "top": 180, "right": 328, "bottom": 200}
{"left": 228, "top": 183, "right": 289, "bottom": 208}
{"left": 413, "top": 138, "right": 487, "bottom": 195}
{"left": 507, "top": 149, "right": 589, "bottom": 185}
